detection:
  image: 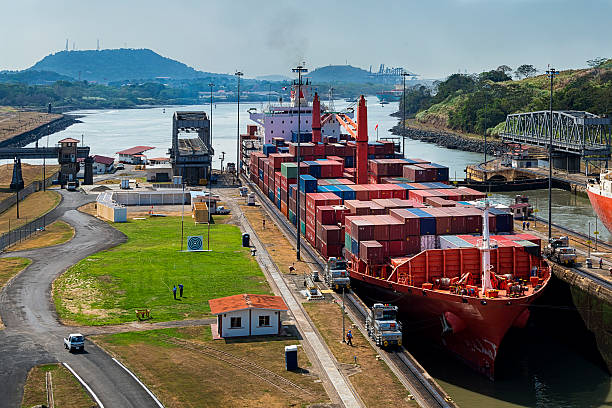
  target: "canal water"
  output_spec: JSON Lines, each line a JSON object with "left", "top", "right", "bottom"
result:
{"left": 18, "top": 99, "right": 611, "bottom": 406}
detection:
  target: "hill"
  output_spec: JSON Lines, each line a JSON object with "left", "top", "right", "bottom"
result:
{"left": 401, "top": 60, "right": 612, "bottom": 136}
{"left": 27, "top": 49, "right": 221, "bottom": 83}
{"left": 306, "top": 65, "right": 375, "bottom": 83}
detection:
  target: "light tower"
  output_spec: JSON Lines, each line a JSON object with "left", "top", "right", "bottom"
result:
{"left": 546, "top": 67, "right": 559, "bottom": 241}
{"left": 235, "top": 71, "right": 243, "bottom": 176}
{"left": 292, "top": 63, "right": 308, "bottom": 261}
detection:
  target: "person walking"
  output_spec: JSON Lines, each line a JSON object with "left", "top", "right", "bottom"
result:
{"left": 522, "top": 221, "right": 526, "bottom": 230}
{"left": 262, "top": 219, "right": 266, "bottom": 230}
{"left": 599, "top": 258, "right": 603, "bottom": 269}
{"left": 346, "top": 329, "right": 353, "bottom": 346}
{"left": 179, "top": 283, "right": 184, "bottom": 297}
{"left": 173, "top": 285, "right": 177, "bottom": 300}
{"left": 526, "top": 221, "right": 530, "bottom": 230}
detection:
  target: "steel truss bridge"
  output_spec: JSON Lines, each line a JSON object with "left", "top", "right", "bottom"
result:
{"left": 500, "top": 110, "right": 611, "bottom": 158}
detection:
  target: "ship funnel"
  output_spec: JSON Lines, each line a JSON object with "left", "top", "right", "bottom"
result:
{"left": 312, "top": 92, "right": 321, "bottom": 143}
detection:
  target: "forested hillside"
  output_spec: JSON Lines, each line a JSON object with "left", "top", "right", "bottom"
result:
{"left": 401, "top": 60, "right": 612, "bottom": 136}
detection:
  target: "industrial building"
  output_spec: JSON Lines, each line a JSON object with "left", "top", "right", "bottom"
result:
{"left": 208, "top": 294, "right": 287, "bottom": 338}
{"left": 116, "top": 146, "right": 154, "bottom": 164}
{"left": 169, "top": 111, "right": 213, "bottom": 185}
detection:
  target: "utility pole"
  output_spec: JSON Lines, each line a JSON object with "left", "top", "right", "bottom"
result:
{"left": 483, "top": 85, "right": 488, "bottom": 164}
{"left": 546, "top": 67, "right": 558, "bottom": 241}
{"left": 180, "top": 180, "right": 185, "bottom": 251}
{"left": 43, "top": 124, "right": 49, "bottom": 191}
{"left": 209, "top": 82, "right": 214, "bottom": 182}
{"left": 342, "top": 287, "right": 346, "bottom": 343}
{"left": 401, "top": 71, "right": 410, "bottom": 155}
{"left": 235, "top": 71, "right": 243, "bottom": 178}
{"left": 220, "top": 152, "right": 225, "bottom": 174}
{"left": 292, "top": 64, "right": 307, "bottom": 261}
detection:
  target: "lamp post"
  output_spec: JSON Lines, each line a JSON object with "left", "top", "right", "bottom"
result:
{"left": 235, "top": 71, "right": 243, "bottom": 178}
{"left": 401, "top": 71, "right": 410, "bottom": 155}
{"left": 209, "top": 82, "right": 214, "bottom": 182}
{"left": 546, "top": 67, "right": 559, "bottom": 241}
{"left": 292, "top": 64, "right": 308, "bottom": 261}
{"left": 43, "top": 124, "right": 49, "bottom": 191}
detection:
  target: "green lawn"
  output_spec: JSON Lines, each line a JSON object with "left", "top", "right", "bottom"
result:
{"left": 53, "top": 217, "right": 270, "bottom": 326}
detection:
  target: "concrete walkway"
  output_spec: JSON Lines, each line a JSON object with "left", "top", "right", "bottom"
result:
{"left": 223, "top": 190, "right": 363, "bottom": 408}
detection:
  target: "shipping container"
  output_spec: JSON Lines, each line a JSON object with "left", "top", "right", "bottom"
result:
{"left": 406, "top": 208, "right": 437, "bottom": 235}
{"left": 360, "top": 240, "right": 384, "bottom": 263}
{"left": 389, "top": 209, "right": 421, "bottom": 236}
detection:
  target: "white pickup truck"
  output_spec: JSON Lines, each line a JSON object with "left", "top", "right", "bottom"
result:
{"left": 64, "top": 333, "right": 85, "bottom": 352}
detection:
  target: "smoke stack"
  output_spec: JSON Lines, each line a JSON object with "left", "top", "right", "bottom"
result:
{"left": 356, "top": 95, "right": 368, "bottom": 185}
{"left": 312, "top": 92, "right": 321, "bottom": 143}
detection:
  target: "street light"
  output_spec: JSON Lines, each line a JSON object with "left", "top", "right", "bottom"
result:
{"left": 546, "top": 67, "right": 559, "bottom": 241}
{"left": 292, "top": 64, "right": 308, "bottom": 261}
{"left": 209, "top": 82, "right": 214, "bottom": 182}
{"left": 401, "top": 71, "right": 410, "bottom": 155}
{"left": 235, "top": 71, "right": 243, "bottom": 178}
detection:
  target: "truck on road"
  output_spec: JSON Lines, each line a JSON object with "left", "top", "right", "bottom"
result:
{"left": 64, "top": 333, "right": 85, "bottom": 352}
{"left": 366, "top": 303, "right": 403, "bottom": 348}
{"left": 324, "top": 257, "right": 350, "bottom": 291}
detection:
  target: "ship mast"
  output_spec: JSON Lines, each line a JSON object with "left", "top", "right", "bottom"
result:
{"left": 481, "top": 200, "right": 493, "bottom": 295}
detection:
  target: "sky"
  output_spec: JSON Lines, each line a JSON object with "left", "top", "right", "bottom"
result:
{"left": 1, "top": 0, "right": 611, "bottom": 79}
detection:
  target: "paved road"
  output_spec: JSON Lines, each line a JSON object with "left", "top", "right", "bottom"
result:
{"left": 0, "top": 190, "right": 160, "bottom": 407}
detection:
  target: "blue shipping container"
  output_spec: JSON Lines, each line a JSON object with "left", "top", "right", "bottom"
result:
{"left": 337, "top": 185, "right": 356, "bottom": 201}
{"left": 263, "top": 144, "right": 277, "bottom": 156}
{"left": 351, "top": 237, "right": 360, "bottom": 256}
{"left": 299, "top": 175, "right": 318, "bottom": 193}
{"left": 288, "top": 184, "right": 297, "bottom": 199}
{"left": 407, "top": 208, "right": 437, "bottom": 235}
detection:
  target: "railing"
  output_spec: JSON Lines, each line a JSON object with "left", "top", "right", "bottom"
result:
{"left": 0, "top": 214, "right": 49, "bottom": 252}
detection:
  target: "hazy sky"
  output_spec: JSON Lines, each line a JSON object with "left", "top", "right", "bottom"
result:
{"left": 1, "top": 0, "right": 610, "bottom": 79}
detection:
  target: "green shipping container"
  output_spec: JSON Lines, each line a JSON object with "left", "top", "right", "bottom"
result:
{"left": 288, "top": 210, "right": 296, "bottom": 225}
{"left": 345, "top": 232, "right": 352, "bottom": 251}
{"left": 281, "top": 162, "right": 298, "bottom": 179}
{"left": 300, "top": 220, "right": 306, "bottom": 236}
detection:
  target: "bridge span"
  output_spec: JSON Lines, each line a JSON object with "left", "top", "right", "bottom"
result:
{"left": 500, "top": 110, "right": 611, "bottom": 173}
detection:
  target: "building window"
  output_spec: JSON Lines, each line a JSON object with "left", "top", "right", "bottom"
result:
{"left": 282, "top": 120, "right": 284, "bottom": 124}
{"left": 306, "top": 120, "right": 308, "bottom": 124}
{"left": 271, "top": 130, "right": 274, "bottom": 134}
{"left": 258, "top": 315, "right": 271, "bottom": 327}
{"left": 271, "top": 120, "right": 274, "bottom": 124}
{"left": 230, "top": 316, "right": 242, "bottom": 328}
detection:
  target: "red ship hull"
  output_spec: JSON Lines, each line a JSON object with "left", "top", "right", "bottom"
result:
{"left": 587, "top": 187, "right": 612, "bottom": 234}
{"left": 351, "top": 271, "right": 549, "bottom": 380}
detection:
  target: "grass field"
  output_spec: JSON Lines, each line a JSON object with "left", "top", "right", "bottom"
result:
{"left": 0, "top": 163, "right": 61, "bottom": 201}
{"left": 0, "top": 109, "right": 61, "bottom": 144}
{"left": 0, "top": 190, "right": 61, "bottom": 233}
{"left": 21, "top": 363, "right": 97, "bottom": 408}
{"left": 94, "top": 326, "right": 328, "bottom": 408}
{"left": 304, "top": 302, "right": 416, "bottom": 408}
{"left": 53, "top": 217, "right": 271, "bottom": 325}
{"left": 7, "top": 220, "right": 74, "bottom": 252}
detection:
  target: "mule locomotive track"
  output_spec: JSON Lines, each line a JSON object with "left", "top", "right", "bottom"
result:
{"left": 243, "top": 176, "right": 455, "bottom": 408}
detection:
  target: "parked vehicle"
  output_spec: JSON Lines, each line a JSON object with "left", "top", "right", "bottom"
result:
{"left": 66, "top": 181, "right": 78, "bottom": 191}
{"left": 64, "top": 333, "right": 85, "bottom": 352}
{"left": 366, "top": 304, "right": 402, "bottom": 348}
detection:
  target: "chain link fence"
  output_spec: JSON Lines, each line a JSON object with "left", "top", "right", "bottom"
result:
{"left": 0, "top": 214, "right": 48, "bottom": 252}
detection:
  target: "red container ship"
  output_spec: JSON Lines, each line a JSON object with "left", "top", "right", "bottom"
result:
{"left": 587, "top": 170, "right": 612, "bottom": 234}
{"left": 241, "top": 87, "right": 550, "bottom": 379}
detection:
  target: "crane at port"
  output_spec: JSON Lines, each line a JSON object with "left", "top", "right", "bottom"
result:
{"left": 311, "top": 92, "right": 369, "bottom": 185}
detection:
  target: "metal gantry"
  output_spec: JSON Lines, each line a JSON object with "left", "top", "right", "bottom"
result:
{"left": 501, "top": 110, "right": 611, "bottom": 158}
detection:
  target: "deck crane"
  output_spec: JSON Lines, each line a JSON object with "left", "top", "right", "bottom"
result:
{"left": 311, "top": 93, "right": 369, "bottom": 185}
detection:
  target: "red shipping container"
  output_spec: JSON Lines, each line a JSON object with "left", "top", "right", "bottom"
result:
{"left": 368, "top": 217, "right": 390, "bottom": 241}
{"left": 316, "top": 206, "right": 336, "bottom": 225}
{"left": 389, "top": 209, "right": 420, "bottom": 235}
{"left": 319, "top": 224, "right": 342, "bottom": 244}
{"left": 364, "top": 184, "right": 382, "bottom": 199}
{"left": 409, "top": 189, "right": 435, "bottom": 203}
{"left": 280, "top": 201, "right": 288, "bottom": 217}
{"left": 321, "top": 243, "right": 342, "bottom": 258}
{"left": 389, "top": 240, "right": 407, "bottom": 257}
{"left": 360, "top": 240, "right": 383, "bottom": 263}
{"left": 348, "top": 184, "right": 369, "bottom": 200}
{"left": 306, "top": 224, "right": 316, "bottom": 246}
{"left": 379, "top": 215, "right": 406, "bottom": 240}
{"left": 406, "top": 235, "right": 421, "bottom": 254}
{"left": 414, "top": 163, "right": 438, "bottom": 181}
{"left": 403, "top": 165, "right": 429, "bottom": 182}
{"left": 349, "top": 218, "right": 375, "bottom": 241}
{"left": 333, "top": 205, "right": 350, "bottom": 225}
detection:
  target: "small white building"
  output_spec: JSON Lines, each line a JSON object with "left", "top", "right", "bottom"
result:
{"left": 209, "top": 294, "right": 288, "bottom": 338}
{"left": 116, "top": 146, "right": 154, "bottom": 164}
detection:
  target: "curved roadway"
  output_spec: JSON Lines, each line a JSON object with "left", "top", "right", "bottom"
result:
{"left": 0, "top": 190, "right": 159, "bottom": 407}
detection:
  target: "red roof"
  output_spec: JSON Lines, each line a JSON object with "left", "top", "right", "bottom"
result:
{"left": 92, "top": 155, "right": 115, "bottom": 165}
{"left": 209, "top": 294, "right": 288, "bottom": 315}
{"left": 116, "top": 146, "right": 154, "bottom": 155}
{"left": 59, "top": 138, "right": 79, "bottom": 143}
{"left": 149, "top": 157, "right": 170, "bottom": 162}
